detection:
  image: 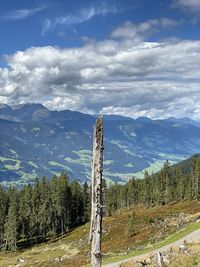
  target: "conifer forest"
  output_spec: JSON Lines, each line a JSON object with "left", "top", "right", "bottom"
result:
{"left": 1, "top": 156, "right": 200, "bottom": 252}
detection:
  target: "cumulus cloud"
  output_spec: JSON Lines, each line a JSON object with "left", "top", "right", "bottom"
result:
{"left": 100, "top": 85, "right": 200, "bottom": 119}
{"left": 42, "top": 4, "right": 116, "bottom": 35}
{"left": 111, "top": 18, "right": 183, "bottom": 42}
{"left": 171, "top": 0, "right": 200, "bottom": 14}
{"left": 173, "top": 0, "right": 200, "bottom": 11}
{"left": 1, "top": 28, "right": 200, "bottom": 119}
{"left": 2, "top": 5, "right": 46, "bottom": 20}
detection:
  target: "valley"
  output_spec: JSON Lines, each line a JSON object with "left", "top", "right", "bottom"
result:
{"left": 1, "top": 103, "right": 200, "bottom": 186}
{"left": 1, "top": 1, "right": 200, "bottom": 266}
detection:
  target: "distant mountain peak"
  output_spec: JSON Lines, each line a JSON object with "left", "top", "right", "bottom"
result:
{"left": 103, "top": 114, "right": 133, "bottom": 121}
{"left": 0, "top": 104, "right": 10, "bottom": 109}
{"left": 11, "top": 103, "right": 48, "bottom": 111}
{"left": 1, "top": 104, "right": 200, "bottom": 187}
{"left": 166, "top": 116, "right": 200, "bottom": 128}
{"left": 135, "top": 116, "right": 152, "bottom": 122}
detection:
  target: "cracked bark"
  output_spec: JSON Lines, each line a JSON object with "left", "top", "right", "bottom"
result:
{"left": 90, "top": 116, "right": 104, "bottom": 267}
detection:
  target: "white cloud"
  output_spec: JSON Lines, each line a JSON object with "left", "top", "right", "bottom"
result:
{"left": 41, "top": 19, "right": 53, "bottom": 36}
{"left": 3, "top": 5, "right": 46, "bottom": 20}
{"left": 100, "top": 93, "right": 200, "bottom": 120}
{"left": 172, "top": 1, "right": 200, "bottom": 24}
{"left": 173, "top": 0, "right": 200, "bottom": 11}
{"left": 160, "top": 18, "right": 183, "bottom": 28}
{"left": 1, "top": 28, "right": 200, "bottom": 119}
{"left": 42, "top": 4, "right": 116, "bottom": 35}
{"left": 111, "top": 18, "right": 182, "bottom": 41}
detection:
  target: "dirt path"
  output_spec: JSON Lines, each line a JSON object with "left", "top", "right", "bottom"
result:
{"left": 103, "top": 228, "right": 200, "bottom": 267}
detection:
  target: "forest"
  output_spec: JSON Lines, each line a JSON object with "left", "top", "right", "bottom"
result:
{"left": 106, "top": 156, "right": 200, "bottom": 215}
{"left": 0, "top": 155, "right": 200, "bottom": 251}
{"left": 0, "top": 173, "right": 90, "bottom": 251}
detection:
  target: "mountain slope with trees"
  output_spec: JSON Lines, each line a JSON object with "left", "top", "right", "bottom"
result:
{"left": 0, "top": 172, "right": 90, "bottom": 252}
{"left": 1, "top": 154, "right": 200, "bottom": 254}
{"left": 106, "top": 154, "right": 200, "bottom": 215}
{"left": 1, "top": 198, "right": 200, "bottom": 266}
{"left": 1, "top": 104, "right": 200, "bottom": 186}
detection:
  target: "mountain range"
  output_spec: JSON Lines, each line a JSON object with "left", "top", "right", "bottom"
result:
{"left": 0, "top": 103, "right": 200, "bottom": 187}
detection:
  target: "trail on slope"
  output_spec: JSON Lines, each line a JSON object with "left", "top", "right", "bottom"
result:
{"left": 103, "top": 228, "right": 200, "bottom": 267}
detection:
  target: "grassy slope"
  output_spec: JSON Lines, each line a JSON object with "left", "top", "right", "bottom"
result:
{"left": 0, "top": 200, "right": 200, "bottom": 267}
{"left": 168, "top": 243, "right": 200, "bottom": 267}
{"left": 120, "top": 237, "right": 200, "bottom": 267}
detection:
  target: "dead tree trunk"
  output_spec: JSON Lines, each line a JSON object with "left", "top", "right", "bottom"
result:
{"left": 90, "top": 116, "right": 104, "bottom": 267}
{"left": 157, "top": 251, "right": 163, "bottom": 267}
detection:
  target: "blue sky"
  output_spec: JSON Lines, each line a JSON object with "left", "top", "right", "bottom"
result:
{"left": 1, "top": 0, "right": 200, "bottom": 119}
{"left": 0, "top": 0, "right": 198, "bottom": 55}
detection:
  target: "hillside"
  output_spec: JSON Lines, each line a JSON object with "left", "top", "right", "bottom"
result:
{"left": 119, "top": 235, "right": 200, "bottom": 267}
{"left": 1, "top": 200, "right": 200, "bottom": 267}
{"left": 1, "top": 104, "right": 200, "bottom": 186}
{"left": 173, "top": 153, "right": 200, "bottom": 174}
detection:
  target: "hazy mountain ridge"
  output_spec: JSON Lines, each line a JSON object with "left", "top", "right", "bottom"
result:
{"left": 0, "top": 103, "right": 200, "bottom": 186}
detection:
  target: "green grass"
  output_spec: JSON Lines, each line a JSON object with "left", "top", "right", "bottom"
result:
{"left": 28, "top": 161, "right": 38, "bottom": 168}
{"left": 104, "top": 160, "right": 114, "bottom": 165}
{"left": 1, "top": 200, "right": 200, "bottom": 267}
{"left": 0, "top": 156, "right": 17, "bottom": 162}
{"left": 95, "top": 222, "right": 200, "bottom": 266}
{"left": 0, "top": 171, "right": 37, "bottom": 188}
{"left": 0, "top": 156, "right": 21, "bottom": 171}
{"left": 103, "top": 170, "right": 134, "bottom": 182}
{"left": 9, "top": 149, "right": 19, "bottom": 158}
{"left": 73, "top": 150, "right": 92, "bottom": 156}
{"left": 48, "top": 161, "right": 73, "bottom": 172}
{"left": 110, "top": 140, "right": 136, "bottom": 156}
{"left": 158, "top": 152, "right": 186, "bottom": 161}
{"left": 168, "top": 243, "right": 200, "bottom": 267}
{"left": 73, "top": 150, "right": 91, "bottom": 165}
{"left": 4, "top": 160, "right": 21, "bottom": 171}
{"left": 133, "top": 160, "right": 165, "bottom": 178}
{"left": 155, "top": 221, "right": 200, "bottom": 247}
{"left": 125, "top": 163, "right": 134, "bottom": 168}
{"left": 64, "top": 150, "right": 91, "bottom": 168}
{"left": 64, "top": 157, "right": 81, "bottom": 164}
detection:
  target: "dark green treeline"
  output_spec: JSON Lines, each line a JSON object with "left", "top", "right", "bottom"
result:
{"left": 0, "top": 172, "right": 90, "bottom": 251}
{"left": 1, "top": 156, "right": 200, "bottom": 251}
{"left": 105, "top": 157, "right": 200, "bottom": 216}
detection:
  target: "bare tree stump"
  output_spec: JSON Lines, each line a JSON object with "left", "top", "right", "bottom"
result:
{"left": 157, "top": 251, "right": 163, "bottom": 267}
{"left": 90, "top": 116, "right": 104, "bottom": 267}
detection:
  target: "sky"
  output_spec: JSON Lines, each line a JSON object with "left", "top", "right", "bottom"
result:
{"left": 1, "top": 0, "right": 200, "bottom": 119}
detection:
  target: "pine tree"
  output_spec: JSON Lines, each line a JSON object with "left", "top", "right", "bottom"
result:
{"left": 49, "top": 175, "right": 60, "bottom": 236}
{"left": 56, "top": 172, "right": 71, "bottom": 235}
{"left": 38, "top": 177, "right": 53, "bottom": 238}
{"left": 82, "top": 182, "right": 90, "bottom": 223}
{"left": 125, "top": 211, "right": 136, "bottom": 237}
{"left": 0, "top": 186, "right": 8, "bottom": 248}
{"left": 105, "top": 183, "right": 121, "bottom": 216}
{"left": 30, "top": 178, "right": 41, "bottom": 240}
{"left": 190, "top": 158, "right": 200, "bottom": 199}
{"left": 71, "top": 180, "right": 84, "bottom": 226}
{"left": 127, "top": 178, "right": 139, "bottom": 206}
{"left": 174, "top": 165, "right": 184, "bottom": 201}
{"left": 119, "top": 184, "right": 128, "bottom": 207}
{"left": 144, "top": 170, "right": 152, "bottom": 207}
{"left": 19, "top": 184, "right": 32, "bottom": 240}
{"left": 5, "top": 188, "right": 19, "bottom": 251}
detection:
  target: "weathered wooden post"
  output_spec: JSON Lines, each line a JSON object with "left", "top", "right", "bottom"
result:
{"left": 90, "top": 116, "right": 104, "bottom": 267}
{"left": 157, "top": 251, "right": 163, "bottom": 267}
